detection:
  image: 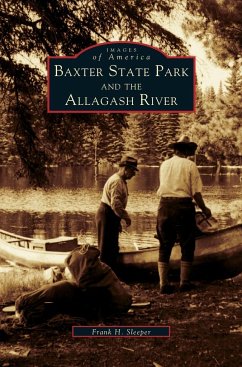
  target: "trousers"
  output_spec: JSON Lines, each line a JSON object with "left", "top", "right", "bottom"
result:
{"left": 156, "top": 198, "right": 196, "bottom": 263}
{"left": 95, "top": 202, "right": 121, "bottom": 271}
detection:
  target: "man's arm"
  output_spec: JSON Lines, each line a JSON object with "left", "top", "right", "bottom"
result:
{"left": 193, "top": 192, "right": 212, "bottom": 218}
{"left": 110, "top": 180, "right": 131, "bottom": 226}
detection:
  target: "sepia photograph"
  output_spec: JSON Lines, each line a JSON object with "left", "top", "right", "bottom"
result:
{"left": 0, "top": 1, "right": 241, "bottom": 366}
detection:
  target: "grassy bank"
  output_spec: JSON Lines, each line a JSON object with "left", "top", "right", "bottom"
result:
{"left": 0, "top": 268, "right": 45, "bottom": 304}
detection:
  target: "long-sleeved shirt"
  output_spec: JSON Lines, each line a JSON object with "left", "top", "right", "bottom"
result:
{"left": 101, "top": 173, "right": 130, "bottom": 220}
{"left": 157, "top": 155, "right": 203, "bottom": 198}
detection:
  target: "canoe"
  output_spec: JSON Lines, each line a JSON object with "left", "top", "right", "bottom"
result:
{"left": 0, "top": 229, "right": 78, "bottom": 269}
{"left": 0, "top": 225, "right": 241, "bottom": 280}
{"left": 119, "top": 224, "right": 242, "bottom": 280}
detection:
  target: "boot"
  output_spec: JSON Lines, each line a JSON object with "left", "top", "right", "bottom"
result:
{"left": 179, "top": 261, "right": 195, "bottom": 292}
{"left": 158, "top": 262, "right": 174, "bottom": 294}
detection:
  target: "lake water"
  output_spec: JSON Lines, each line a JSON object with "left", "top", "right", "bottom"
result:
{"left": 0, "top": 166, "right": 241, "bottom": 251}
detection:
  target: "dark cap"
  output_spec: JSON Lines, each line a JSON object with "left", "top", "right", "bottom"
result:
{"left": 119, "top": 156, "right": 139, "bottom": 171}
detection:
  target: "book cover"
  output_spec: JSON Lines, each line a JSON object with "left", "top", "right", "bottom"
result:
{"left": 0, "top": 1, "right": 241, "bottom": 366}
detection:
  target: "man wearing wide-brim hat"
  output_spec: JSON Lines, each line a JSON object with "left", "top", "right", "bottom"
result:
{"left": 96, "top": 156, "right": 138, "bottom": 272}
{"left": 156, "top": 136, "right": 212, "bottom": 293}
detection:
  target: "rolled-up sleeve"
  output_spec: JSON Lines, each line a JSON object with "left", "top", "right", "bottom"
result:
{"left": 110, "top": 180, "right": 130, "bottom": 220}
{"left": 190, "top": 164, "right": 203, "bottom": 196}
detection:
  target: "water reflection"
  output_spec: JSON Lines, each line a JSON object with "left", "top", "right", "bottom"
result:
{"left": 1, "top": 165, "right": 241, "bottom": 189}
{"left": 0, "top": 166, "right": 241, "bottom": 244}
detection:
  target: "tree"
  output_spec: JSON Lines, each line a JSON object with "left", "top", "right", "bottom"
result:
{"left": 224, "top": 60, "right": 242, "bottom": 121}
{"left": 184, "top": 0, "right": 242, "bottom": 66}
{"left": 153, "top": 113, "right": 180, "bottom": 162}
{"left": 180, "top": 86, "right": 208, "bottom": 140}
{"left": 124, "top": 113, "right": 180, "bottom": 164}
{"left": 180, "top": 65, "right": 241, "bottom": 169}
{"left": 222, "top": 60, "right": 242, "bottom": 162}
{"left": 203, "top": 86, "right": 217, "bottom": 120}
{"left": 0, "top": 0, "right": 188, "bottom": 186}
{"left": 123, "top": 116, "right": 149, "bottom": 163}
{"left": 93, "top": 116, "right": 126, "bottom": 165}
{"left": 48, "top": 115, "right": 126, "bottom": 166}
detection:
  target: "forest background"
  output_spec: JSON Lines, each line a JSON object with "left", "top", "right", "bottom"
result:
{"left": 0, "top": 0, "right": 241, "bottom": 186}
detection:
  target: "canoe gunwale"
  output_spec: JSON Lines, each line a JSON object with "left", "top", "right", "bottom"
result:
{"left": 194, "top": 223, "right": 242, "bottom": 240}
{"left": 0, "top": 224, "right": 241, "bottom": 280}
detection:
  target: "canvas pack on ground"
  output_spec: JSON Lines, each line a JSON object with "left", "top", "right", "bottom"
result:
{"left": 15, "top": 280, "right": 83, "bottom": 325}
{"left": 65, "top": 246, "right": 132, "bottom": 313}
{"left": 15, "top": 280, "right": 116, "bottom": 326}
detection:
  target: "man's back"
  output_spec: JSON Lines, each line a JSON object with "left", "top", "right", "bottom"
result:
{"left": 157, "top": 155, "right": 202, "bottom": 198}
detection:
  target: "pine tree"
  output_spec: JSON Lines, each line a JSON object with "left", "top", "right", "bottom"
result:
{"left": 124, "top": 113, "right": 180, "bottom": 165}
{"left": 154, "top": 114, "right": 180, "bottom": 162}
{"left": 224, "top": 60, "right": 242, "bottom": 125}
{"left": 123, "top": 116, "right": 147, "bottom": 162}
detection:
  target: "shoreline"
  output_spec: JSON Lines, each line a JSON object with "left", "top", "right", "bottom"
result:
{"left": 0, "top": 275, "right": 241, "bottom": 366}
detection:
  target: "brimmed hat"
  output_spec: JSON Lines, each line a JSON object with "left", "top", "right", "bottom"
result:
{"left": 119, "top": 156, "right": 139, "bottom": 171}
{"left": 169, "top": 135, "right": 197, "bottom": 151}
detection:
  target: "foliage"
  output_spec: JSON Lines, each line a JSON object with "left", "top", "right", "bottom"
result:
{"left": 180, "top": 62, "right": 242, "bottom": 166}
{"left": 0, "top": 0, "right": 188, "bottom": 186}
{"left": 153, "top": 113, "right": 180, "bottom": 161}
{"left": 124, "top": 113, "right": 180, "bottom": 164}
{"left": 224, "top": 60, "right": 242, "bottom": 125}
{"left": 123, "top": 115, "right": 148, "bottom": 162}
{"left": 0, "top": 0, "right": 241, "bottom": 186}
{"left": 184, "top": 0, "right": 242, "bottom": 66}
{"left": 80, "top": 116, "right": 126, "bottom": 165}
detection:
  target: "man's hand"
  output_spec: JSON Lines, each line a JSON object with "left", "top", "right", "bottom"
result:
{"left": 202, "top": 206, "right": 212, "bottom": 218}
{"left": 125, "top": 217, "right": 131, "bottom": 227}
{"left": 194, "top": 193, "right": 212, "bottom": 219}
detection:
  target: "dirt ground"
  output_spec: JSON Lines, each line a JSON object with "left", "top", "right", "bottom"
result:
{"left": 0, "top": 275, "right": 242, "bottom": 367}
